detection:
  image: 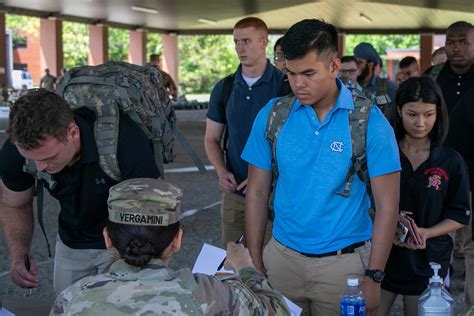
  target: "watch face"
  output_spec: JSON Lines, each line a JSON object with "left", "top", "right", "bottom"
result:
{"left": 373, "top": 270, "right": 385, "bottom": 282}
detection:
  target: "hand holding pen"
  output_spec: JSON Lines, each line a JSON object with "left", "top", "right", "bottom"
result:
{"left": 24, "top": 254, "right": 33, "bottom": 294}
{"left": 217, "top": 235, "right": 244, "bottom": 271}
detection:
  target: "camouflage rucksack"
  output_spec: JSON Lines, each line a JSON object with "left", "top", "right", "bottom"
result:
{"left": 56, "top": 61, "right": 205, "bottom": 179}
{"left": 264, "top": 91, "right": 374, "bottom": 220}
{"left": 362, "top": 77, "right": 392, "bottom": 115}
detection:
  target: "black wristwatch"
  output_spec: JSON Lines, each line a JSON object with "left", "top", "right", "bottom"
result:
{"left": 365, "top": 269, "right": 385, "bottom": 283}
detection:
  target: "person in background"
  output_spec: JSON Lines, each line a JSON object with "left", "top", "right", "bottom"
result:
{"left": 273, "top": 36, "right": 287, "bottom": 74}
{"left": 39, "top": 68, "right": 56, "bottom": 92}
{"left": 204, "top": 17, "right": 283, "bottom": 248}
{"left": 432, "top": 47, "right": 448, "bottom": 66}
{"left": 339, "top": 55, "right": 364, "bottom": 95}
{"left": 50, "top": 178, "right": 290, "bottom": 315}
{"left": 149, "top": 53, "right": 178, "bottom": 99}
{"left": 354, "top": 42, "right": 398, "bottom": 113}
{"left": 399, "top": 56, "right": 420, "bottom": 81}
{"left": 378, "top": 76, "right": 470, "bottom": 316}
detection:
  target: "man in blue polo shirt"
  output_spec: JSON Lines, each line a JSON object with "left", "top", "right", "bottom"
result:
{"left": 242, "top": 19, "right": 401, "bottom": 315}
{"left": 204, "top": 17, "right": 284, "bottom": 247}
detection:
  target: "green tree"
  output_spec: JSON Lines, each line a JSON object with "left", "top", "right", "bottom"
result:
{"left": 344, "top": 34, "right": 419, "bottom": 58}
{"left": 179, "top": 35, "right": 238, "bottom": 94}
{"left": 109, "top": 28, "right": 129, "bottom": 61}
{"left": 147, "top": 32, "right": 163, "bottom": 58}
{"left": 5, "top": 14, "right": 39, "bottom": 48}
{"left": 63, "top": 21, "right": 89, "bottom": 70}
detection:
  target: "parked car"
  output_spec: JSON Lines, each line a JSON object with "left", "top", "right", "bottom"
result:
{"left": 12, "top": 70, "right": 33, "bottom": 90}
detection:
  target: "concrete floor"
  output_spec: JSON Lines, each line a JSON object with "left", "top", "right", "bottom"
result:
{"left": 0, "top": 109, "right": 469, "bottom": 315}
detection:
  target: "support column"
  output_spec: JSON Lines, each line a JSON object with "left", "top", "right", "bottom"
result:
{"left": 129, "top": 30, "right": 147, "bottom": 65}
{"left": 88, "top": 25, "right": 108, "bottom": 65}
{"left": 420, "top": 33, "right": 434, "bottom": 74}
{"left": 0, "top": 11, "right": 6, "bottom": 85}
{"left": 337, "top": 33, "right": 345, "bottom": 58}
{"left": 162, "top": 33, "right": 179, "bottom": 88}
{"left": 40, "top": 18, "right": 63, "bottom": 77}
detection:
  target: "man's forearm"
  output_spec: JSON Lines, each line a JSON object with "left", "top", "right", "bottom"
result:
{"left": 368, "top": 207, "right": 398, "bottom": 270}
{"left": 368, "top": 172, "right": 400, "bottom": 270}
{"left": 204, "top": 139, "right": 227, "bottom": 176}
{"left": 245, "top": 190, "right": 269, "bottom": 266}
{"left": 0, "top": 203, "right": 34, "bottom": 261}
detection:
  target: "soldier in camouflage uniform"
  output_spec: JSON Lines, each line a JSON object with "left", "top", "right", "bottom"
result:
{"left": 50, "top": 178, "right": 290, "bottom": 316}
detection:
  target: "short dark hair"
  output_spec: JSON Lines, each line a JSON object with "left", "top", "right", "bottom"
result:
{"left": 432, "top": 47, "right": 446, "bottom": 58}
{"left": 7, "top": 89, "right": 74, "bottom": 149}
{"left": 234, "top": 17, "right": 268, "bottom": 36}
{"left": 447, "top": 21, "right": 473, "bottom": 32}
{"left": 399, "top": 56, "right": 418, "bottom": 69}
{"left": 389, "top": 76, "right": 449, "bottom": 146}
{"left": 274, "top": 36, "right": 284, "bottom": 53}
{"left": 149, "top": 54, "right": 161, "bottom": 62}
{"left": 107, "top": 221, "right": 180, "bottom": 268}
{"left": 281, "top": 19, "right": 338, "bottom": 61}
{"left": 341, "top": 55, "right": 358, "bottom": 64}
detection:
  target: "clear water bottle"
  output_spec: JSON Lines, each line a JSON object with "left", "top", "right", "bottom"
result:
{"left": 340, "top": 278, "right": 366, "bottom": 316}
{"left": 418, "top": 262, "right": 454, "bottom": 315}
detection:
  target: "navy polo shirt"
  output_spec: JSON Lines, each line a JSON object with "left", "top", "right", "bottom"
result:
{"left": 0, "top": 108, "right": 160, "bottom": 249}
{"left": 382, "top": 146, "right": 470, "bottom": 295}
{"left": 207, "top": 60, "right": 284, "bottom": 187}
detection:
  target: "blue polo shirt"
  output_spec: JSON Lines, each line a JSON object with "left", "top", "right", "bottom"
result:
{"left": 207, "top": 61, "right": 284, "bottom": 187}
{"left": 242, "top": 80, "right": 400, "bottom": 254}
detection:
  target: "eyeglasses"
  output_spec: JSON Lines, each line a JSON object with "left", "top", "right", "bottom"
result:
{"left": 274, "top": 53, "right": 285, "bottom": 62}
{"left": 339, "top": 69, "right": 358, "bottom": 75}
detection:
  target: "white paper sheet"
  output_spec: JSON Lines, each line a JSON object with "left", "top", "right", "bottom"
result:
{"left": 192, "top": 243, "right": 302, "bottom": 316}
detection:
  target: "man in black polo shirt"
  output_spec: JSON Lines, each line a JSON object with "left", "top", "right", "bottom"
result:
{"left": 0, "top": 90, "right": 159, "bottom": 293}
{"left": 427, "top": 21, "right": 474, "bottom": 309}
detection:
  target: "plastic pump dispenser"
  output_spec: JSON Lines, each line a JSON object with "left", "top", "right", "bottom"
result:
{"left": 418, "top": 262, "right": 454, "bottom": 315}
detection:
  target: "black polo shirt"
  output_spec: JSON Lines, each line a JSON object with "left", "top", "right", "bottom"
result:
{"left": 425, "top": 62, "right": 474, "bottom": 113}
{"left": 0, "top": 107, "right": 160, "bottom": 249}
{"left": 445, "top": 88, "right": 474, "bottom": 189}
{"left": 382, "top": 146, "right": 470, "bottom": 295}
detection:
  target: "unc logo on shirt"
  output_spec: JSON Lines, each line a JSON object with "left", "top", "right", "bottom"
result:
{"left": 330, "top": 141, "right": 344, "bottom": 153}
{"left": 95, "top": 178, "right": 106, "bottom": 185}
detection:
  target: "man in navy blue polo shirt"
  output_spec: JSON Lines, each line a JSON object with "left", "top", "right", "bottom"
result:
{"left": 0, "top": 90, "right": 159, "bottom": 293}
{"left": 204, "top": 17, "right": 284, "bottom": 247}
{"left": 242, "top": 19, "right": 401, "bottom": 315}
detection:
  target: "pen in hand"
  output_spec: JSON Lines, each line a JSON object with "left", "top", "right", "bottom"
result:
{"left": 24, "top": 254, "right": 32, "bottom": 295}
{"left": 217, "top": 235, "right": 244, "bottom": 271}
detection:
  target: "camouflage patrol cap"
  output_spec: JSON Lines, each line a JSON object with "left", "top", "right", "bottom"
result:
{"left": 108, "top": 178, "right": 182, "bottom": 226}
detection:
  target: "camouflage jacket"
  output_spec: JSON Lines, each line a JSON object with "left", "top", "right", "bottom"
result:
{"left": 50, "top": 258, "right": 290, "bottom": 315}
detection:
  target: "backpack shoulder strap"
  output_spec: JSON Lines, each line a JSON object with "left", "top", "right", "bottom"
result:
{"left": 335, "top": 95, "right": 372, "bottom": 200}
{"left": 264, "top": 94, "right": 297, "bottom": 188}
{"left": 429, "top": 62, "right": 445, "bottom": 81}
{"left": 22, "top": 159, "right": 55, "bottom": 257}
{"left": 219, "top": 74, "right": 235, "bottom": 152}
{"left": 375, "top": 78, "right": 391, "bottom": 107}
{"left": 219, "top": 73, "right": 235, "bottom": 120}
